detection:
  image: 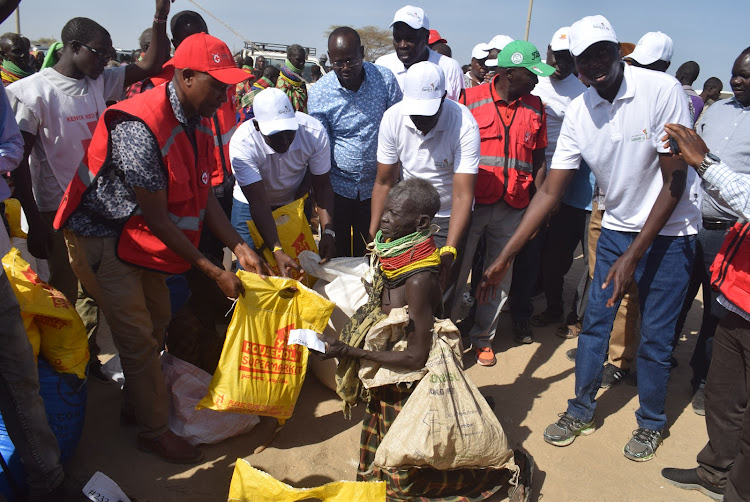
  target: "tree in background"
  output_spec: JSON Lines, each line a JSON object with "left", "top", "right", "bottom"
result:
{"left": 31, "top": 36, "right": 55, "bottom": 48}
{"left": 325, "top": 25, "right": 392, "bottom": 62}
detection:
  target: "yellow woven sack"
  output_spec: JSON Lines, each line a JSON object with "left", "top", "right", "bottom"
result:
{"left": 228, "top": 459, "right": 386, "bottom": 502}
{"left": 2, "top": 248, "right": 88, "bottom": 378}
{"left": 246, "top": 197, "right": 317, "bottom": 285}
{"left": 198, "top": 272, "right": 334, "bottom": 422}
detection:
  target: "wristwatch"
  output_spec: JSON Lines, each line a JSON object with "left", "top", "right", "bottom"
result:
{"left": 323, "top": 228, "right": 336, "bottom": 239}
{"left": 697, "top": 152, "right": 720, "bottom": 177}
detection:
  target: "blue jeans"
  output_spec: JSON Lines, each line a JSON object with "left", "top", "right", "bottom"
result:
{"left": 231, "top": 198, "right": 256, "bottom": 270}
{"left": 568, "top": 228, "right": 695, "bottom": 431}
{"left": 0, "top": 272, "right": 64, "bottom": 496}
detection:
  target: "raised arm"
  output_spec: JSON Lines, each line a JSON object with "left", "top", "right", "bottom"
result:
{"left": 123, "top": 0, "right": 174, "bottom": 87}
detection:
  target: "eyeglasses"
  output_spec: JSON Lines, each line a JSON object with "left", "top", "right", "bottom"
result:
{"left": 330, "top": 57, "right": 362, "bottom": 70}
{"left": 77, "top": 41, "right": 110, "bottom": 62}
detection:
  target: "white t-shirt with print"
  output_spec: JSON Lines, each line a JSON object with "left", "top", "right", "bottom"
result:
{"left": 377, "top": 99, "right": 479, "bottom": 218}
{"left": 7, "top": 66, "right": 127, "bottom": 212}
{"left": 375, "top": 49, "right": 464, "bottom": 102}
{"left": 230, "top": 111, "right": 330, "bottom": 207}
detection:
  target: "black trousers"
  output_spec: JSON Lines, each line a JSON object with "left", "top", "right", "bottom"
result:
{"left": 697, "top": 311, "right": 750, "bottom": 501}
{"left": 334, "top": 193, "right": 371, "bottom": 257}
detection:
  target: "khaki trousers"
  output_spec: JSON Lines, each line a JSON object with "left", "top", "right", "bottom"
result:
{"left": 65, "top": 231, "right": 170, "bottom": 436}
{"left": 588, "top": 202, "right": 639, "bottom": 370}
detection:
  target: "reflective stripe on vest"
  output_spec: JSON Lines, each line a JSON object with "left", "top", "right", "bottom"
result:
{"left": 131, "top": 208, "right": 206, "bottom": 232}
{"left": 479, "top": 155, "right": 533, "bottom": 173}
{"left": 160, "top": 124, "right": 184, "bottom": 158}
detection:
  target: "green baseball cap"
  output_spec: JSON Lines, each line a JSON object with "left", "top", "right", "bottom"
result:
{"left": 497, "top": 40, "right": 555, "bottom": 77}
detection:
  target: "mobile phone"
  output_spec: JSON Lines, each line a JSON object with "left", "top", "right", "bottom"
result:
{"left": 668, "top": 136, "right": 681, "bottom": 155}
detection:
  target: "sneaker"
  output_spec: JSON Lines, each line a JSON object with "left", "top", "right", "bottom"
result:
{"left": 661, "top": 467, "right": 724, "bottom": 501}
{"left": 691, "top": 385, "right": 706, "bottom": 416}
{"left": 565, "top": 348, "right": 577, "bottom": 362}
{"left": 475, "top": 347, "right": 496, "bottom": 367}
{"left": 600, "top": 363, "right": 629, "bottom": 388}
{"left": 530, "top": 310, "right": 563, "bottom": 327}
{"left": 543, "top": 412, "right": 595, "bottom": 446}
{"left": 623, "top": 427, "right": 662, "bottom": 462}
{"left": 512, "top": 320, "right": 534, "bottom": 344}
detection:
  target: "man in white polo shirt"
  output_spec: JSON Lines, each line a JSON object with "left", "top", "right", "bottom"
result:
{"left": 375, "top": 5, "right": 464, "bottom": 101}
{"left": 476, "top": 15, "right": 699, "bottom": 462}
{"left": 230, "top": 88, "right": 336, "bottom": 272}
{"left": 371, "top": 61, "right": 478, "bottom": 290}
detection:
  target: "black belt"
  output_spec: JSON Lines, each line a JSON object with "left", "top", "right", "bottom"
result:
{"left": 702, "top": 218, "right": 736, "bottom": 231}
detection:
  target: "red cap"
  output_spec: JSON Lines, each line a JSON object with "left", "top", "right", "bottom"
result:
{"left": 173, "top": 33, "right": 249, "bottom": 85}
{"left": 428, "top": 30, "right": 447, "bottom": 45}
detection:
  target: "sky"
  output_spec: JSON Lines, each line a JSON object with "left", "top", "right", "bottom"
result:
{"left": 1, "top": 0, "right": 746, "bottom": 90}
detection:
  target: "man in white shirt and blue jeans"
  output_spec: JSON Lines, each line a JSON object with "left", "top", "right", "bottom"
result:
{"left": 477, "top": 15, "right": 699, "bottom": 462}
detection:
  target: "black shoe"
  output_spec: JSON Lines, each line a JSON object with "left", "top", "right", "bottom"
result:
{"left": 661, "top": 467, "right": 723, "bottom": 500}
{"left": 600, "top": 363, "right": 628, "bottom": 388}
{"left": 692, "top": 386, "right": 706, "bottom": 416}
{"left": 530, "top": 310, "right": 563, "bottom": 327}
{"left": 566, "top": 348, "right": 577, "bottom": 362}
{"left": 28, "top": 475, "right": 89, "bottom": 502}
{"left": 513, "top": 320, "right": 533, "bottom": 344}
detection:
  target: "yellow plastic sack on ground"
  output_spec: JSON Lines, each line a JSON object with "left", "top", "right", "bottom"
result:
{"left": 247, "top": 197, "right": 317, "bottom": 285}
{"left": 228, "top": 459, "right": 386, "bottom": 502}
{"left": 2, "top": 248, "right": 88, "bottom": 379}
{"left": 3, "top": 198, "right": 26, "bottom": 238}
{"left": 198, "top": 272, "right": 334, "bottom": 421}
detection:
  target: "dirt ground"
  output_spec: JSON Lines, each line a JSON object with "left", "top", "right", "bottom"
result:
{"left": 67, "top": 253, "right": 712, "bottom": 502}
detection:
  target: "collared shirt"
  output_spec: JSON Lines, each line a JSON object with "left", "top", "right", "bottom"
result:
{"left": 551, "top": 63, "right": 699, "bottom": 236}
{"left": 65, "top": 83, "right": 197, "bottom": 237}
{"left": 464, "top": 71, "right": 482, "bottom": 89}
{"left": 230, "top": 111, "right": 330, "bottom": 207}
{"left": 375, "top": 49, "right": 464, "bottom": 101}
{"left": 0, "top": 83, "right": 23, "bottom": 256}
{"left": 696, "top": 97, "right": 750, "bottom": 221}
{"left": 377, "top": 99, "right": 479, "bottom": 218}
{"left": 308, "top": 62, "right": 402, "bottom": 201}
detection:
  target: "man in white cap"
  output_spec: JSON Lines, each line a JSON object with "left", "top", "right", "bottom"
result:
{"left": 230, "top": 87, "right": 336, "bottom": 270}
{"left": 375, "top": 5, "right": 464, "bottom": 101}
{"left": 454, "top": 40, "right": 553, "bottom": 366}
{"left": 371, "top": 61, "right": 479, "bottom": 291}
{"left": 464, "top": 35, "right": 512, "bottom": 88}
{"left": 623, "top": 31, "right": 673, "bottom": 72}
{"left": 530, "top": 27, "right": 594, "bottom": 336}
{"left": 476, "top": 15, "right": 698, "bottom": 462}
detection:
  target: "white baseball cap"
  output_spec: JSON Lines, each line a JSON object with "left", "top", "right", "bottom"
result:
{"left": 402, "top": 61, "right": 445, "bottom": 116}
{"left": 390, "top": 5, "right": 429, "bottom": 30}
{"left": 485, "top": 35, "right": 514, "bottom": 67}
{"left": 471, "top": 43, "right": 490, "bottom": 60}
{"left": 627, "top": 31, "right": 674, "bottom": 65}
{"left": 569, "top": 15, "right": 618, "bottom": 57}
{"left": 252, "top": 88, "right": 299, "bottom": 136}
{"left": 549, "top": 27, "right": 571, "bottom": 52}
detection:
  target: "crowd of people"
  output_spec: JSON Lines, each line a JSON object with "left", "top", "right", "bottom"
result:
{"left": 0, "top": 0, "right": 748, "bottom": 500}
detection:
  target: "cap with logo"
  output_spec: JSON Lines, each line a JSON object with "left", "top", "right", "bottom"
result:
{"left": 485, "top": 34, "right": 514, "bottom": 67}
{"left": 626, "top": 31, "right": 673, "bottom": 65}
{"left": 391, "top": 5, "right": 429, "bottom": 30}
{"left": 428, "top": 29, "right": 446, "bottom": 45}
{"left": 173, "top": 32, "right": 251, "bottom": 85}
{"left": 252, "top": 88, "right": 299, "bottom": 136}
{"left": 568, "top": 15, "right": 618, "bottom": 57}
{"left": 549, "top": 27, "right": 571, "bottom": 52}
{"left": 402, "top": 61, "right": 445, "bottom": 116}
{"left": 496, "top": 40, "right": 555, "bottom": 77}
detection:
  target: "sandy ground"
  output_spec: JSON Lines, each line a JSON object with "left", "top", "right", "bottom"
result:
{"left": 66, "top": 253, "right": 712, "bottom": 502}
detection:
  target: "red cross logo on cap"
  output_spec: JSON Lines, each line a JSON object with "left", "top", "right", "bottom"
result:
{"left": 213, "top": 53, "right": 221, "bottom": 63}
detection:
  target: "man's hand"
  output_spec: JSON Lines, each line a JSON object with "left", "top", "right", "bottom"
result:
{"left": 215, "top": 269, "right": 244, "bottom": 299}
{"left": 438, "top": 253, "right": 453, "bottom": 291}
{"left": 601, "top": 250, "right": 639, "bottom": 308}
{"left": 318, "top": 233, "right": 336, "bottom": 264}
{"left": 317, "top": 332, "right": 349, "bottom": 359}
{"left": 154, "top": 0, "right": 174, "bottom": 18}
{"left": 236, "top": 244, "right": 270, "bottom": 276}
{"left": 476, "top": 255, "right": 512, "bottom": 305}
{"left": 663, "top": 123, "right": 710, "bottom": 169}
{"left": 274, "top": 249, "right": 303, "bottom": 278}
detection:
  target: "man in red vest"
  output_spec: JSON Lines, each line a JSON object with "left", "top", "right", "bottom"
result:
{"left": 54, "top": 33, "right": 265, "bottom": 464}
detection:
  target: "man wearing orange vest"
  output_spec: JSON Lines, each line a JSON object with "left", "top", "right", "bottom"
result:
{"left": 54, "top": 33, "right": 265, "bottom": 464}
{"left": 456, "top": 40, "right": 553, "bottom": 367}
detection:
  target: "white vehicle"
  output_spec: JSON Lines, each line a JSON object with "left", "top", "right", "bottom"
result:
{"left": 242, "top": 41, "right": 325, "bottom": 83}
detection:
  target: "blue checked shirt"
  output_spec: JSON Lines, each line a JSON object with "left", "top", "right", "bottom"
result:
{"left": 308, "top": 62, "right": 402, "bottom": 200}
